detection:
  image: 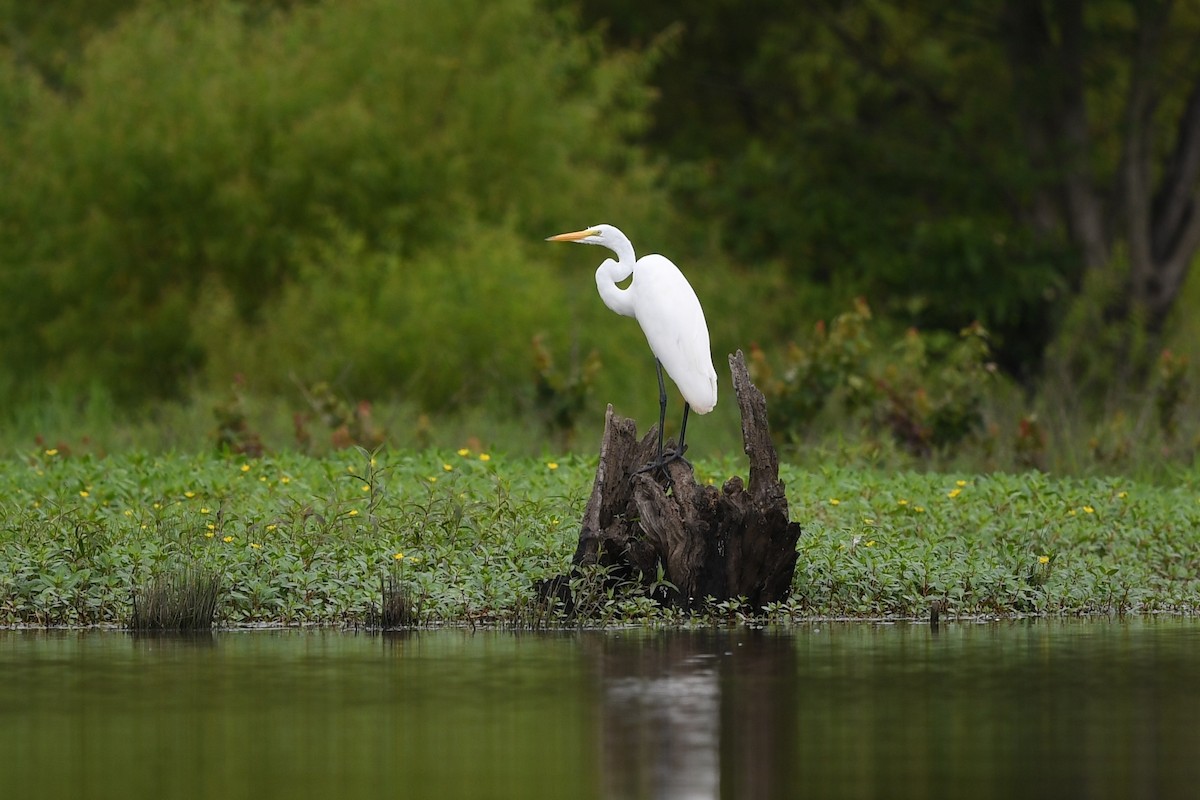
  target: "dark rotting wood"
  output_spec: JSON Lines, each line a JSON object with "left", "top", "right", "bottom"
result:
{"left": 537, "top": 350, "right": 803, "bottom": 613}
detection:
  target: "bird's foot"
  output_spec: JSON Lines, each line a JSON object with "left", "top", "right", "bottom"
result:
{"left": 633, "top": 446, "right": 690, "bottom": 479}
{"left": 664, "top": 445, "right": 691, "bottom": 469}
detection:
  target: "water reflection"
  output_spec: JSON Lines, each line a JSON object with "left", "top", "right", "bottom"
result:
{"left": 591, "top": 631, "right": 797, "bottom": 799}
{"left": 1, "top": 621, "right": 1199, "bottom": 799}
{"left": 599, "top": 637, "right": 722, "bottom": 799}
{"left": 585, "top": 622, "right": 1200, "bottom": 799}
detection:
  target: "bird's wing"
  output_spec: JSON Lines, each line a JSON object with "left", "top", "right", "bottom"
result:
{"left": 632, "top": 255, "right": 718, "bottom": 414}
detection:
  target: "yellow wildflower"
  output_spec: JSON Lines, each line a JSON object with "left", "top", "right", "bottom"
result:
{"left": 280, "top": 476, "right": 291, "bottom": 484}
{"left": 184, "top": 491, "right": 196, "bottom": 499}
{"left": 79, "top": 490, "right": 90, "bottom": 498}
{"left": 394, "top": 552, "right": 405, "bottom": 561}
{"left": 240, "top": 464, "right": 251, "bottom": 473}
{"left": 266, "top": 524, "right": 277, "bottom": 532}
{"left": 223, "top": 536, "right": 233, "bottom": 543}
{"left": 829, "top": 498, "right": 841, "bottom": 506}
{"left": 947, "top": 488, "right": 961, "bottom": 499}
{"left": 250, "top": 543, "right": 261, "bottom": 550}
{"left": 44, "top": 448, "right": 58, "bottom": 457}
{"left": 480, "top": 453, "right": 491, "bottom": 462}
{"left": 1038, "top": 555, "right": 1050, "bottom": 565}
{"left": 1083, "top": 506, "right": 1095, "bottom": 514}
{"left": 547, "top": 462, "right": 559, "bottom": 470}
{"left": 956, "top": 480, "right": 967, "bottom": 487}
{"left": 349, "top": 509, "right": 359, "bottom": 517}
{"left": 457, "top": 448, "right": 470, "bottom": 457}
{"left": 442, "top": 463, "right": 453, "bottom": 472}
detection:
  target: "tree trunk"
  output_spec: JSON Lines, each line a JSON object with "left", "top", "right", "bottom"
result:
{"left": 537, "top": 350, "right": 802, "bottom": 614}
{"left": 1005, "top": 0, "right": 1200, "bottom": 337}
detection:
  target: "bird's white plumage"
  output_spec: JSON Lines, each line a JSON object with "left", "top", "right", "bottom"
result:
{"left": 625, "top": 253, "right": 717, "bottom": 413}
{"left": 546, "top": 224, "right": 717, "bottom": 414}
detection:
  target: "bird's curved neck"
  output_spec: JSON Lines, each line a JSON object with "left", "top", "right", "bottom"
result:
{"left": 592, "top": 227, "right": 639, "bottom": 317}
{"left": 603, "top": 230, "right": 636, "bottom": 268}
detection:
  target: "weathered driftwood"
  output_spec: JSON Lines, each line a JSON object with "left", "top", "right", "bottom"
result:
{"left": 538, "top": 350, "right": 802, "bottom": 612}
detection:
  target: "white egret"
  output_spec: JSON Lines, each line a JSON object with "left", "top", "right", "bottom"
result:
{"left": 546, "top": 224, "right": 717, "bottom": 470}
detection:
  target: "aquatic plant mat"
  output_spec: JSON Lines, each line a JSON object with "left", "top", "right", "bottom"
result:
{"left": 2, "top": 420, "right": 1199, "bottom": 626}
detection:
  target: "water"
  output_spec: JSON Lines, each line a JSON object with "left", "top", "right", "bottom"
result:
{"left": 2, "top": 620, "right": 1198, "bottom": 799}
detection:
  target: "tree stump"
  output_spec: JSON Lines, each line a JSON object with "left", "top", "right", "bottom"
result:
{"left": 538, "top": 350, "right": 802, "bottom": 613}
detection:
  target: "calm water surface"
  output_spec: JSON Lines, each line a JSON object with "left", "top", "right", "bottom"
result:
{"left": 2, "top": 620, "right": 1198, "bottom": 799}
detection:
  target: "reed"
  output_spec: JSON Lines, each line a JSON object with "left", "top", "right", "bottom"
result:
{"left": 129, "top": 567, "right": 222, "bottom": 631}
{"left": 365, "top": 570, "right": 418, "bottom": 629}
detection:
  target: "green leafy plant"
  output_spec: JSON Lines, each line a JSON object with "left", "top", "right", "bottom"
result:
{"left": 2, "top": 450, "right": 1196, "bottom": 627}
{"left": 751, "top": 300, "right": 997, "bottom": 457}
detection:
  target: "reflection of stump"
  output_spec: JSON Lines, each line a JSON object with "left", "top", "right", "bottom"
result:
{"left": 541, "top": 350, "right": 802, "bottom": 612}
{"left": 588, "top": 631, "right": 798, "bottom": 798}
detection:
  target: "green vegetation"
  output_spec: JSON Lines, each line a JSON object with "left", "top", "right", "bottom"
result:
{"left": 2, "top": 448, "right": 1196, "bottom": 627}
{"left": 579, "top": 1, "right": 1200, "bottom": 385}
{"left": 0, "top": 0, "right": 673, "bottom": 411}
{"left": 1, "top": 1, "right": 1198, "bottom": 465}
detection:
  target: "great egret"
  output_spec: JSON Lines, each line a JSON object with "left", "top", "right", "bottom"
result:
{"left": 546, "top": 224, "right": 717, "bottom": 470}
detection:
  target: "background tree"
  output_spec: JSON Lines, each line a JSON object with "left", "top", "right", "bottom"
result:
{"left": 0, "top": 0, "right": 669, "bottom": 409}
{"left": 574, "top": 0, "right": 1200, "bottom": 391}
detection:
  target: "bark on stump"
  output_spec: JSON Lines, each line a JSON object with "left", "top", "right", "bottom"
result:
{"left": 539, "top": 350, "right": 802, "bottom": 612}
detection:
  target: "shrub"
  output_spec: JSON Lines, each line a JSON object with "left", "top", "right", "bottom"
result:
{"left": 751, "top": 299, "right": 998, "bottom": 457}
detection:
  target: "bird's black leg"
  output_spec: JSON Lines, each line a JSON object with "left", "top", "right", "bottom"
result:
{"left": 653, "top": 358, "right": 668, "bottom": 464}
{"left": 634, "top": 362, "right": 695, "bottom": 475}
{"left": 673, "top": 403, "right": 691, "bottom": 461}
{"left": 635, "top": 361, "right": 672, "bottom": 477}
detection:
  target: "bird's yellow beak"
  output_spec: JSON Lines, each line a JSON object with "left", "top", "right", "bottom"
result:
{"left": 545, "top": 228, "right": 597, "bottom": 242}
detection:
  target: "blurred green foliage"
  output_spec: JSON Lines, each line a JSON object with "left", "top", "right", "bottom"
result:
{"left": 0, "top": 0, "right": 1197, "bottom": 470}
{"left": 574, "top": 0, "right": 1200, "bottom": 389}
{"left": 0, "top": 0, "right": 667, "bottom": 408}
{"left": 573, "top": 0, "right": 1077, "bottom": 378}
